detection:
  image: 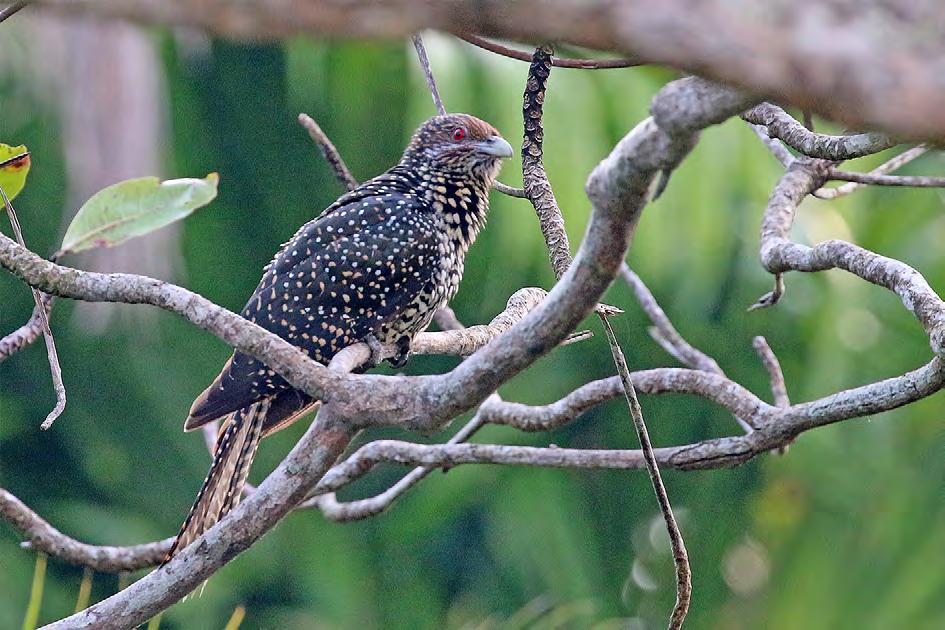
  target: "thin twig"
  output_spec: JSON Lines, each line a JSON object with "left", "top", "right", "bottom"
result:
{"left": 600, "top": 317, "right": 690, "bottom": 629}
{"left": 813, "top": 145, "right": 929, "bottom": 199}
{"left": 0, "top": 291, "right": 54, "bottom": 362}
{"left": 826, "top": 169, "right": 945, "bottom": 188}
{"left": 411, "top": 33, "right": 446, "bottom": 115}
{"left": 752, "top": 335, "right": 791, "bottom": 454}
{"left": 802, "top": 110, "right": 814, "bottom": 132}
{"left": 519, "top": 46, "right": 689, "bottom": 628}
{"left": 0, "top": 1, "right": 29, "bottom": 24}
{"left": 0, "top": 184, "right": 65, "bottom": 429}
{"left": 620, "top": 263, "right": 721, "bottom": 374}
{"left": 751, "top": 336, "right": 788, "bottom": 408}
{"left": 457, "top": 33, "right": 640, "bottom": 69}
{"left": 409, "top": 32, "right": 523, "bottom": 198}
{"left": 297, "top": 113, "right": 358, "bottom": 191}
{"left": 493, "top": 181, "right": 527, "bottom": 197}
{"left": 306, "top": 405, "right": 489, "bottom": 519}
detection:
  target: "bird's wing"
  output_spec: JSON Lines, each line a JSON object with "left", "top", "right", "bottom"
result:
{"left": 185, "top": 195, "right": 441, "bottom": 430}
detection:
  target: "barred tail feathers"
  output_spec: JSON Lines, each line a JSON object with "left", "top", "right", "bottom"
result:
{"left": 163, "top": 399, "right": 269, "bottom": 564}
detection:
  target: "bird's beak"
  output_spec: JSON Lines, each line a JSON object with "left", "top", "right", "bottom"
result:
{"left": 475, "top": 135, "right": 514, "bottom": 158}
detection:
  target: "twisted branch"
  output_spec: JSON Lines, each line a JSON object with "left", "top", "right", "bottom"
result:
{"left": 742, "top": 103, "right": 896, "bottom": 160}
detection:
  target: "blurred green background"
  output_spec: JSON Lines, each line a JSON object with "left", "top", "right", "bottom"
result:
{"left": 2, "top": 23, "right": 945, "bottom": 630}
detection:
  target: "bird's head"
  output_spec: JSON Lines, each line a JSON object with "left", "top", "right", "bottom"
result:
{"left": 402, "top": 113, "right": 513, "bottom": 186}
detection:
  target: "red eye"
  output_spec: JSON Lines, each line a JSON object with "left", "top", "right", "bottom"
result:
{"left": 451, "top": 127, "right": 467, "bottom": 142}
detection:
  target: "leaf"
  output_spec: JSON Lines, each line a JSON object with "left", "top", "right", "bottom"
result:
{"left": 0, "top": 143, "right": 31, "bottom": 201}
{"left": 59, "top": 173, "right": 219, "bottom": 255}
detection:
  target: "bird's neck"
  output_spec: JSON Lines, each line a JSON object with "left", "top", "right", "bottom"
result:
{"left": 394, "top": 163, "right": 493, "bottom": 252}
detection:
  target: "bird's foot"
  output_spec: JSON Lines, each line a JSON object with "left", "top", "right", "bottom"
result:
{"left": 388, "top": 336, "right": 412, "bottom": 369}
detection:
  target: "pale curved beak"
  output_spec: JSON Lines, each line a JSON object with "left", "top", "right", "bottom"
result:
{"left": 475, "top": 135, "right": 514, "bottom": 158}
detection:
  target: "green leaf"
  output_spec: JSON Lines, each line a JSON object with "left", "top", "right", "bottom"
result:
{"left": 0, "top": 144, "right": 31, "bottom": 202}
{"left": 59, "top": 173, "right": 219, "bottom": 255}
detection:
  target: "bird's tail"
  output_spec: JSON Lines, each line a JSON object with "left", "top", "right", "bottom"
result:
{"left": 163, "top": 399, "right": 270, "bottom": 564}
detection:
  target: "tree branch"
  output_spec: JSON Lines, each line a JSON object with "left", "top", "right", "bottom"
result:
{"left": 826, "top": 169, "right": 945, "bottom": 188}
{"left": 0, "top": 489, "right": 172, "bottom": 573}
{"left": 32, "top": 0, "right": 945, "bottom": 140}
{"left": 756, "top": 159, "right": 945, "bottom": 355}
{"left": 742, "top": 103, "right": 896, "bottom": 160}
{"left": 297, "top": 113, "right": 358, "bottom": 191}
{"left": 813, "top": 145, "right": 929, "bottom": 199}
{"left": 457, "top": 34, "right": 640, "bottom": 69}
{"left": 0, "top": 292, "right": 54, "bottom": 362}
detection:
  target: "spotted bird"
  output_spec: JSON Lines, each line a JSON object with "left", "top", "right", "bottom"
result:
{"left": 165, "top": 114, "right": 513, "bottom": 561}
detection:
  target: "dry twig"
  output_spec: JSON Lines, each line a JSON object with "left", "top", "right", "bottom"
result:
{"left": 411, "top": 33, "right": 446, "bottom": 115}
{"left": 297, "top": 113, "right": 358, "bottom": 191}
{"left": 457, "top": 34, "right": 640, "bottom": 69}
{"left": 0, "top": 185, "right": 65, "bottom": 429}
{"left": 813, "top": 145, "right": 929, "bottom": 199}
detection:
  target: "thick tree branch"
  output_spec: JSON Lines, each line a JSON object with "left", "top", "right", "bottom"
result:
{"left": 15, "top": 76, "right": 752, "bottom": 626}
{"left": 32, "top": 0, "right": 945, "bottom": 140}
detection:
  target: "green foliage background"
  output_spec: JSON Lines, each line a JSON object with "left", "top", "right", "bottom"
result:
{"left": 3, "top": 33, "right": 945, "bottom": 629}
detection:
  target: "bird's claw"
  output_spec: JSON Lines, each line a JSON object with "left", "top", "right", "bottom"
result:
{"left": 388, "top": 337, "right": 412, "bottom": 369}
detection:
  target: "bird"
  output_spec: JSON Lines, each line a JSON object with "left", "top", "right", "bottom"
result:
{"left": 164, "top": 113, "right": 513, "bottom": 562}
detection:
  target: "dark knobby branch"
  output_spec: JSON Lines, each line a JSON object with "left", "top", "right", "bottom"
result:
{"left": 521, "top": 46, "right": 572, "bottom": 279}
{"left": 519, "top": 46, "right": 690, "bottom": 628}
{"left": 742, "top": 103, "right": 896, "bottom": 160}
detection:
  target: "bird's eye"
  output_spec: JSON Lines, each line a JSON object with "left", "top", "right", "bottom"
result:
{"left": 451, "top": 127, "right": 467, "bottom": 142}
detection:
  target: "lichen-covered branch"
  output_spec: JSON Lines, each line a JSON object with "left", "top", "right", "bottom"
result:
{"left": 757, "top": 159, "right": 945, "bottom": 354}
{"left": 316, "top": 357, "right": 945, "bottom": 488}
{"left": 742, "top": 103, "right": 896, "bottom": 160}
{"left": 19, "top": 75, "right": 754, "bottom": 627}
